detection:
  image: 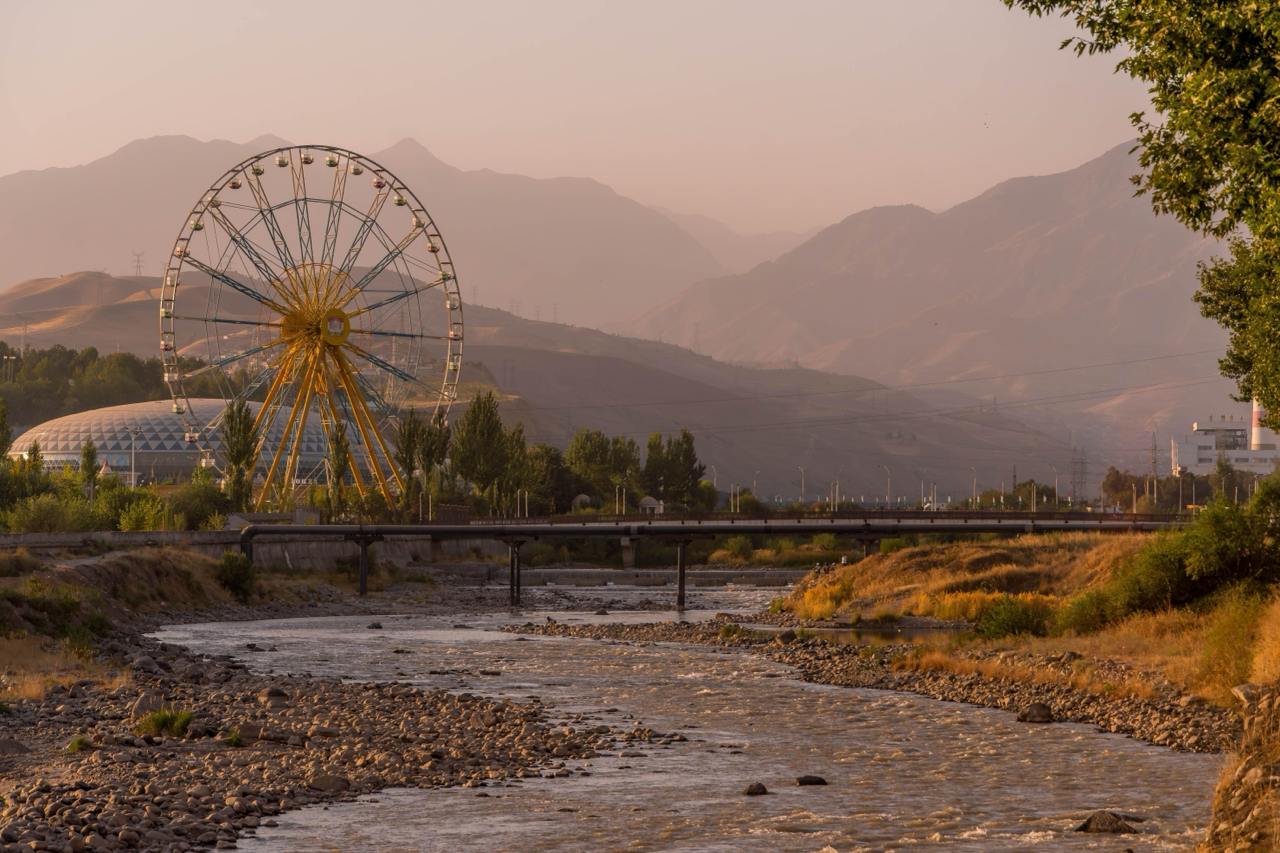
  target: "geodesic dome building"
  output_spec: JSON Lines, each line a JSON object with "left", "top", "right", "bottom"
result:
{"left": 7, "top": 399, "right": 331, "bottom": 484}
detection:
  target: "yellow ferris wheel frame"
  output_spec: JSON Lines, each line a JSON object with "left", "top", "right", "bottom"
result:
{"left": 160, "top": 145, "right": 464, "bottom": 509}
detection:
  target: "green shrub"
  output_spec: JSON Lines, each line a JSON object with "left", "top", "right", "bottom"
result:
{"left": 812, "top": 533, "right": 838, "bottom": 551}
{"left": 169, "top": 480, "right": 229, "bottom": 531}
{"left": 118, "top": 496, "right": 168, "bottom": 531}
{"left": 718, "top": 623, "right": 744, "bottom": 639}
{"left": 134, "top": 708, "right": 194, "bottom": 737}
{"left": 1053, "top": 589, "right": 1111, "bottom": 635}
{"left": 975, "top": 594, "right": 1051, "bottom": 638}
{"left": 724, "top": 536, "right": 753, "bottom": 560}
{"left": 65, "top": 735, "right": 92, "bottom": 753}
{"left": 223, "top": 729, "right": 244, "bottom": 748}
{"left": 5, "top": 494, "right": 95, "bottom": 533}
{"left": 215, "top": 552, "right": 255, "bottom": 603}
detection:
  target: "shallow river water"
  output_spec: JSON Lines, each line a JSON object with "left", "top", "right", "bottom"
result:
{"left": 152, "top": 588, "right": 1221, "bottom": 852}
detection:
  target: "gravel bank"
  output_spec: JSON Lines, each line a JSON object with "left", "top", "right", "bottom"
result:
{"left": 511, "top": 618, "right": 1239, "bottom": 754}
{"left": 0, "top": 630, "right": 672, "bottom": 852}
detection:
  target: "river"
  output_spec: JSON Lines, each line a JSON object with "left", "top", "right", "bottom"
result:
{"left": 152, "top": 588, "right": 1221, "bottom": 851}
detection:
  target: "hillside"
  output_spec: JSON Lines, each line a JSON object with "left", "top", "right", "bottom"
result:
{"left": 633, "top": 142, "right": 1230, "bottom": 431}
{"left": 0, "top": 135, "right": 720, "bottom": 329}
{"left": 0, "top": 272, "right": 1067, "bottom": 497}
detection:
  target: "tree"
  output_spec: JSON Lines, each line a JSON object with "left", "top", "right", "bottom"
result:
{"left": 325, "top": 421, "right": 351, "bottom": 520}
{"left": 664, "top": 429, "right": 706, "bottom": 506}
{"left": 1003, "top": 1, "right": 1280, "bottom": 425}
{"left": 0, "top": 397, "right": 11, "bottom": 459}
{"left": 80, "top": 440, "right": 98, "bottom": 502}
{"left": 393, "top": 408, "right": 426, "bottom": 514}
{"left": 565, "top": 428, "right": 614, "bottom": 498}
{"left": 526, "top": 444, "right": 579, "bottom": 515}
{"left": 221, "top": 399, "right": 257, "bottom": 513}
{"left": 641, "top": 433, "right": 667, "bottom": 499}
{"left": 451, "top": 391, "right": 508, "bottom": 497}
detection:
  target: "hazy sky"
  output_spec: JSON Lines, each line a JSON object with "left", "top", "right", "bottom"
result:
{"left": 0, "top": 0, "right": 1146, "bottom": 232}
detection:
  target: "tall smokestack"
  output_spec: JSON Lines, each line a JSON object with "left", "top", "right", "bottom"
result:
{"left": 1253, "top": 398, "right": 1267, "bottom": 451}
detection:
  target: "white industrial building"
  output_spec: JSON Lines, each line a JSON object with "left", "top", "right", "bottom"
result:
{"left": 1171, "top": 401, "right": 1280, "bottom": 476}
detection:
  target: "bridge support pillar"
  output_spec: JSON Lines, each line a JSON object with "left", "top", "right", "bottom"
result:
{"left": 341, "top": 530, "right": 383, "bottom": 597}
{"left": 507, "top": 542, "right": 524, "bottom": 606}
{"left": 620, "top": 536, "right": 637, "bottom": 570}
{"left": 676, "top": 540, "right": 689, "bottom": 611}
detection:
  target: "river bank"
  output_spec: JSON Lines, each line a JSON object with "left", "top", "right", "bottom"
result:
{"left": 511, "top": 618, "right": 1239, "bottom": 754}
{"left": 0, "top": 626, "right": 678, "bottom": 853}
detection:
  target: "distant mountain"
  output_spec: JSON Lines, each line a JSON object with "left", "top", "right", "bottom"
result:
{"left": 633, "top": 142, "right": 1230, "bottom": 434}
{"left": 654, "top": 209, "right": 814, "bottom": 275}
{"left": 0, "top": 272, "right": 1071, "bottom": 497}
{"left": 0, "top": 135, "right": 721, "bottom": 328}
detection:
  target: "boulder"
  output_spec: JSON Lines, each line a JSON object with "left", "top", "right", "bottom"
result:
{"left": 1075, "top": 810, "right": 1136, "bottom": 834}
{"left": 776, "top": 629, "right": 798, "bottom": 644}
{"left": 743, "top": 782, "right": 768, "bottom": 796}
{"left": 308, "top": 773, "right": 351, "bottom": 793}
{"left": 1017, "top": 702, "right": 1054, "bottom": 723}
{"left": 129, "top": 691, "right": 165, "bottom": 719}
{"left": 0, "top": 739, "right": 30, "bottom": 756}
{"left": 258, "top": 686, "right": 289, "bottom": 709}
{"left": 796, "top": 775, "right": 828, "bottom": 786}
{"left": 367, "top": 621, "right": 384, "bottom": 630}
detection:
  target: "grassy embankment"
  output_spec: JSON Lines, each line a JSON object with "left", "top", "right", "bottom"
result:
{"left": 0, "top": 546, "right": 428, "bottom": 704}
{"left": 778, "top": 491, "right": 1280, "bottom": 710}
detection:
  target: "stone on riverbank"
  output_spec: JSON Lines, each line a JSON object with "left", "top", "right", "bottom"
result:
{"left": 796, "top": 775, "right": 827, "bottom": 786}
{"left": 1017, "top": 702, "right": 1054, "bottom": 723}
{"left": 743, "top": 782, "right": 768, "bottom": 795}
{"left": 1075, "top": 810, "right": 1136, "bottom": 833}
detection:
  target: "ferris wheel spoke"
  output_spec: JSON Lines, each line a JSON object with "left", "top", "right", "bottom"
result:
{"left": 173, "top": 315, "right": 283, "bottom": 329}
{"left": 289, "top": 155, "right": 314, "bottom": 264}
{"left": 347, "top": 280, "right": 443, "bottom": 319}
{"left": 319, "top": 163, "right": 350, "bottom": 268}
{"left": 244, "top": 169, "right": 299, "bottom": 273}
{"left": 342, "top": 342, "right": 419, "bottom": 385}
{"left": 184, "top": 339, "right": 286, "bottom": 379}
{"left": 336, "top": 190, "right": 391, "bottom": 272}
{"left": 348, "top": 326, "right": 447, "bottom": 341}
{"left": 339, "top": 228, "right": 424, "bottom": 309}
{"left": 183, "top": 256, "right": 289, "bottom": 314}
{"left": 205, "top": 206, "right": 282, "bottom": 287}
{"left": 332, "top": 351, "right": 400, "bottom": 497}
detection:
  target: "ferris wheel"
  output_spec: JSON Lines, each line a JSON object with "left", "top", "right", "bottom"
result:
{"left": 159, "top": 144, "right": 463, "bottom": 508}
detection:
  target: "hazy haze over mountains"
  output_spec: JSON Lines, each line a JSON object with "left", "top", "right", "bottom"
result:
{"left": 0, "top": 135, "right": 721, "bottom": 328}
{"left": 634, "top": 142, "right": 1233, "bottom": 434}
{"left": 0, "top": 271, "right": 1070, "bottom": 496}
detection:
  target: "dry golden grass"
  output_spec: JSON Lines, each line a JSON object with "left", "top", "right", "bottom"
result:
{"left": 893, "top": 646, "right": 1158, "bottom": 702}
{"left": 0, "top": 635, "right": 126, "bottom": 702}
{"left": 786, "top": 533, "right": 1147, "bottom": 621}
{"left": 1250, "top": 596, "right": 1280, "bottom": 684}
{"left": 911, "top": 590, "right": 1061, "bottom": 623}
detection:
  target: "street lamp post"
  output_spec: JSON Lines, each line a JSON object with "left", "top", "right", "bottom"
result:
{"left": 798, "top": 466, "right": 805, "bottom": 504}
{"left": 881, "top": 464, "right": 891, "bottom": 509}
{"left": 1049, "top": 464, "right": 1059, "bottom": 509}
{"left": 969, "top": 466, "right": 978, "bottom": 509}
{"left": 128, "top": 427, "right": 141, "bottom": 488}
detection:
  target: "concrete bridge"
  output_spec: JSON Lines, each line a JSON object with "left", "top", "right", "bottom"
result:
{"left": 239, "top": 510, "right": 1184, "bottom": 607}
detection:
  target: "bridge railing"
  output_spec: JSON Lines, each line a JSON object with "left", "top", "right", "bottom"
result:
{"left": 462, "top": 509, "right": 1184, "bottom": 526}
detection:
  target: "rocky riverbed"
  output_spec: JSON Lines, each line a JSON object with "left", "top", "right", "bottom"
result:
{"left": 0, "top": 633, "right": 671, "bottom": 852}
{"left": 511, "top": 617, "right": 1239, "bottom": 754}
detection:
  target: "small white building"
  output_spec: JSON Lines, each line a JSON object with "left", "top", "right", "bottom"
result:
{"left": 1171, "top": 401, "right": 1280, "bottom": 476}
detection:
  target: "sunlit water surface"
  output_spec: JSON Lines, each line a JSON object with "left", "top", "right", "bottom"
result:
{"left": 152, "top": 587, "right": 1221, "bottom": 852}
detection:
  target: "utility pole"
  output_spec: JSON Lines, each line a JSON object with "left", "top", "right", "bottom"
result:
{"left": 131, "top": 251, "right": 145, "bottom": 277}
{"left": 798, "top": 466, "right": 805, "bottom": 504}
